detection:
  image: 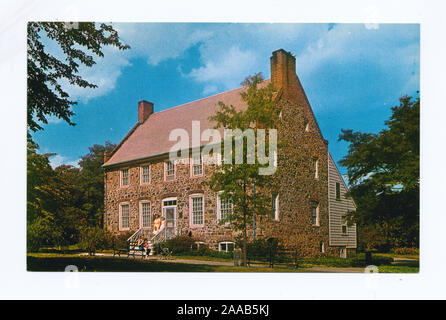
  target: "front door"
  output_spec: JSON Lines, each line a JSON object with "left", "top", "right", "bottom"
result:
{"left": 163, "top": 206, "right": 176, "bottom": 239}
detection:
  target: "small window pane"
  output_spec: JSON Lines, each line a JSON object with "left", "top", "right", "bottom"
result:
{"left": 311, "top": 203, "right": 319, "bottom": 226}
{"left": 313, "top": 158, "right": 318, "bottom": 179}
{"left": 271, "top": 194, "right": 277, "bottom": 218}
{"left": 141, "top": 202, "right": 150, "bottom": 228}
{"left": 219, "top": 195, "right": 233, "bottom": 220}
{"left": 122, "top": 169, "right": 129, "bottom": 186}
{"left": 193, "top": 155, "right": 203, "bottom": 175}
{"left": 141, "top": 166, "right": 150, "bottom": 183}
{"left": 336, "top": 182, "right": 341, "bottom": 200}
{"left": 192, "top": 196, "right": 204, "bottom": 225}
{"left": 166, "top": 162, "right": 175, "bottom": 180}
{"left": 121, "top": 204, "right": 129, "bottom": 229}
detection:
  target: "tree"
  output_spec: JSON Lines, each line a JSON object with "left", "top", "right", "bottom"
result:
{"left": 78, "top": 142, "right": 116, "bottom": 227}
{"left": 339, "top": 95, "right": 419, "bottom": 249}
{"left": 208, "top": 73, "right": 279, "bottom": 266}
{"left": 27, "top": 22, "right": 129, "bottom": 135}
{"left": 27, "top": 141, "right": 116, "bottom": 251}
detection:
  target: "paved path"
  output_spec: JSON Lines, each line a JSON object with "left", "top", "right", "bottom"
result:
{"left": 305, "top": 266, "right": 365, "bottom": 273}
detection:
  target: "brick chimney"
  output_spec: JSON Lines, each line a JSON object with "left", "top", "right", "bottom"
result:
{"left": 270, "top": 49, "right": 300, "bottom": 102}
{"left": 138, "top": 100, "right": 154, "bottom": 124}
{"left": 104, "top": 151, "right": 111, "bottom": 163}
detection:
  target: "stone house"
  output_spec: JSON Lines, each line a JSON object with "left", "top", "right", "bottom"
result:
{"left": 103, "top": 49, "right": 357, "bottom": 257}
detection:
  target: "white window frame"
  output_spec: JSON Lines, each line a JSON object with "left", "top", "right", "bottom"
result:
{"left": 189, "top": 194, "right": 204, "bottom": 227}
{"left": 119, "top": 202, "right": 130, "bottom": 231}
{"left": 272, "top": 194, "right": 279, "bottom": 221}
{"left": 190, "top": 153, "right": 203, "bottom": 177}
{"left": 305, "top": 120, "right": 310, "bottom": 132}
{"left": 193, "top": 241, "right": 206, "bottom": 250}
{"left": 140, "top": 164, "right": 151, "bottom": 185}
{"left": 311, "top": 202, "right": 320, "bottom": 226}
{"left": 139, "top": 200, "right": 151, "bottom": 229}
{"left": 120, "top": 168, "right": 130, "bottom": 187}
{"left": 164, "top": 161, "right": 176, "bottom": 181}
{"left": 313, "top": 158, "right": 319, "bottom": 180}
{"left": 320, "top": 242, "right": 325, "bottom": 253}
{"left": 218, "top": 241, "right": 235, "bottom": 252}
{"left": 217, "top": 192, "right": 233, "bottom": 222}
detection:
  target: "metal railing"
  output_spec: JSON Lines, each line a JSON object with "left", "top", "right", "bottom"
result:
{"left": 127, "top": 228, "right": 143, "bottom": 243}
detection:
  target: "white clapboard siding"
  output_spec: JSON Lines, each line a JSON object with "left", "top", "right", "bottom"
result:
{"left": 328, "top": 153, "right": 357, "bottom": 248}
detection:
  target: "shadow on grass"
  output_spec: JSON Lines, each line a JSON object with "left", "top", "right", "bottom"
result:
{"left": 27, "top": 255, "right": 288, "bottom": 272}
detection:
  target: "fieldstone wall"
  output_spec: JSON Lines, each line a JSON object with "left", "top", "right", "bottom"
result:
{"left": 105, "top": 154, "right": 237, "bottom": 250}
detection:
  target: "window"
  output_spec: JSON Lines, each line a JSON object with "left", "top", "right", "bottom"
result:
{"left": 165, "top": 161, "right": 175, "bottom": 181}
{"left": 311, "top": 202, "right": 320, "bottom": 226}
{"left": 191, "top": 154, "right": 203, "bottom": 176}
{"left": 320, "top": 242, "right": 325, "bottom": 253}
{"left": 121, "top": 168, "right": 129, "bottom": 186}
{"left": 272, "top": 193, "right": 279, "bottom": 220}
{"left": 342, "top": 225, "right": 348, "bottom": 235}
{"left": 192, "top": 241, "right": 206, "bottom": 250}
{"left": 120, "top": 203, "right": 130, "bottom": 230}
{"left": 163, "top": 199, "right": 177, "bottom": 207}
{"left": 141, "top": 165, "right": 150, "bottom": 184}
{"left": 304, "top": 120, "right": 310, "bottom": 132}
{"left": 190, "top": 195, "right": 204, "bottom": 226}
{"left": 336, "top": 182, "right": 341, "bottom": 200}
{"left": 219, "top": 242, "right": 235, "bottom": 252}
{"left": 140, "top": 201, "right": 151, "bottom": 228}
{"left": 313, "top": 158, "right": 319, "bottom": 179}
{"left": 218, "top": 193, "right": 233, "bottom": 221}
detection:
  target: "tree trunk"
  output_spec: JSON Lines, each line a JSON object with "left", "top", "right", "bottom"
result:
{"left": 365, "top": 251, "right": 372, "bottom": 265}
{"left": 243, "top": 209, "right": 247, "bottom": 267}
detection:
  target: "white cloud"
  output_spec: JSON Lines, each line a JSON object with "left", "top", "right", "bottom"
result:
{"left": 63, "top": 46, "right": 132, "bottom": 103}
{"left": 40, "top": 23, "right": 418, "bottom": 105}
{"left": 49, "top": 154, "right": 79, "bottom": 168}
{"left": 364, "top": 23, "right": 380, "bottom": 30}
{"left": 114, "top": 23, "right": 213, "bottom": 65}
{"left": 186, "top": 46, "right": 257, "bottom": 93}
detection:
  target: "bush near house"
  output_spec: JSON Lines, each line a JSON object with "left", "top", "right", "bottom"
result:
{"left": 78, "top": 226, "right": 111, "bottom": 256}
{"left": 164, "top": 235, "right": 197, "bottom": 254}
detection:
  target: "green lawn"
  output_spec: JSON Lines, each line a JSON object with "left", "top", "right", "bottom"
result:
{"left": 378, "top": 265, "right": 419, "bottom": 273}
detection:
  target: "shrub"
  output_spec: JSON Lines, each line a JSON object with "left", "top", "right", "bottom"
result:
{"left": 164, "top": 235, "right": 197, "bottom": 254}
{"left": 111, "top": 231, "right": 133, "bottom": 249}
{"left": 27, "top": 217, "right": 63, "bottom": 252}
{"left": 78, "top": 226, "right": 111, "bottom": 255}
{"left": 245, "top": 239, "right": 282, "bottom": 261}
{"left": 391, "top": 247, "right": 419, "bottom": 256}
{"left": 175, "top": 248, "right": 233, "bottom": 260}
{"left": 301, "top": 253, "right": 393, "bottom": 268}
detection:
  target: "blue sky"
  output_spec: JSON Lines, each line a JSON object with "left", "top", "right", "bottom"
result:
{"left": 33, "top": 23, "right": 420, "bottom": 174}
